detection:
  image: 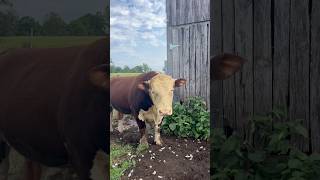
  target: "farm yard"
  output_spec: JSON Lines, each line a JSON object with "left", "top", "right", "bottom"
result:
{"left": 110, "top": 97, "right": 210, "bottom": 180}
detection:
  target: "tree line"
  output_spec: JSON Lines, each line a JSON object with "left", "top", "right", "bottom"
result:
{"left": 111, "top": 62, "right": 152, "bottom": 73}
{"left": 0, "top": 3, "right": 108, "bottom": 36}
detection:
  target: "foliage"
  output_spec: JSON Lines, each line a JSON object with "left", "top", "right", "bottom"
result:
{"left": 212, "top": 107, "right": 320, "bottom": 180}
{"left": 111, "top": 63, "right": 152, "bottom": 73}
{"left": 0, "top": 9, "right": 107, "bottom": 36}
{"left": 162, "top": 97, "right": 210, "bottom": 140}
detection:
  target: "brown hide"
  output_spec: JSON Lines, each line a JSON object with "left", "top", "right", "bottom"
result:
{"left": 0, "top": 38, "right": 109, "bottom": 180}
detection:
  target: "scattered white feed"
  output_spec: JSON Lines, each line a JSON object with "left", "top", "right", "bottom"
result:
{"left": 185, "top": 154, "right": 193, "bottom": 160}
{"left": 128, "top": 152, "right": 132, "bottom": 156}
{"left": 196, "top": 149, "right": 199, "bottom": 153}
{"left": 128, "top": 169, "right": 134, "bottom": 177}
{"left": 152, "top": 153, "right": 156, "bottom": 156}
{"left": 176, "top": 154, "right": 178, "bottom": 157}
{"left": 163, "top": 160, "right": 166, "bottom": 163}
{"left": 158, "top": 175, "right": 164, "bottom": 178}
{"left": 159, "top": 147, "right": 166, "bottom": 152}
{"left": 199, "top": 146, "right": 204, "bottom": 150}
{"left": 177, "top": 144, "right": 180, "bottom": 147}
{"left": 152, "top": 171, "right": 157, "bottom": 175}
{"left": 149, "top": 165, "right": 152, "bottom": 169}
{"left": 168, "top": 146, "right": 172, "bottom": 150}
{"left": 172, "top": 151, "right": 175, "bottom": 154}
{"left": 141, "top": 154, "right": 144, "bottom": 158}
{"left": 138, "top": 159, "right": 141, "bottom": 162}
{"left": 139, "top": 178, "right": 143, "bottom": 180}
{"left": 184, "top": 139, "right": 188, "bottom": 142}
{"left": 149, "top": 150, "right": 152, "bottom": 153}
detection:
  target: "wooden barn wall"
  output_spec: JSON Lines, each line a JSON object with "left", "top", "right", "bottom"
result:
{"left": 211, "top": 0, "right": 320, "bottom": 152}
{"left": 166, "top": 0, "right": 211, "bottom": 106}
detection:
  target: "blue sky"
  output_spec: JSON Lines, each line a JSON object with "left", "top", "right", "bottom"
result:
{"left": 110, "top": 0, "right": 167, "bottom": 71}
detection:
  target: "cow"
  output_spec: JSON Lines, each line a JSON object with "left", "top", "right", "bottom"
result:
{"left": 0, "top": 38, "right": 109, "bottom": 180}
{"left": 110, "top": 53, "right": 245, "bottom": 146}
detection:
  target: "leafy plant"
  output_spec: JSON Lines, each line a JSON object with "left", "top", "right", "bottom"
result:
{"left": 162, "top": 97, "right": 209, "bottom": 140}
{"left": 212, "top": 106, "right": 320, "bottom": 180}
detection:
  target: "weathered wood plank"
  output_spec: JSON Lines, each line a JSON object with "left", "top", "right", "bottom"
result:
{"left": 310, "top": 0, "right": 320, "bottom": 152}
{"left": 290, "top": 0, "right": 310, "bottom": 152}
{"left": 235, "top": 0, "right": 253, "bottom": 140}
{"left": 210, "top": 0, "right": 224, "bottom": 128}
{"left": 195, "top": 24, "right": 202, "bottom": 97}
{"left": 222, "top": 0, "right": 236, "bottom": 130}
{"left": 168, "top": 0, "right": 210, "bottom": 26}
{"left": 253, "top": 0, "right": 272, "bottom": 115}
{"left": 171, "top": 27, "right": 180, "bottom": 102}
{"left": 273, "top": 0, "right": 290, "bottom": 113}
{"left": 189, "top": 25, "right": 196, "bottom": 97}
{"left": 182, "top": 26, "right": 190, "bottom": 99}
{"left": 200, "top": 23, "right": 209, "bottom": 101}
{"left": 166, "top": 26, "right": 173, "bottom": 76}
{"left": 206, "top": 23, "right": 210, "bottom": 109}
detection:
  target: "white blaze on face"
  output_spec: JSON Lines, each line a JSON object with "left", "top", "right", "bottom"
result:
{"left": 90, "top": 150, "right": 108, "bottom": 180}
{"left": 147, "top": 74, "right": 175, "bottom": 116}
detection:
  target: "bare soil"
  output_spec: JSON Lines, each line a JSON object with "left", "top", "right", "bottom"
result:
{"left": 110, "top": 120, "right": 210, "bottom": 180}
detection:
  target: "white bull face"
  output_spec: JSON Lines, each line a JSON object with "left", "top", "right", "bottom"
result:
{"left": 138, "top": 74, "right": 186, "bottom": 116}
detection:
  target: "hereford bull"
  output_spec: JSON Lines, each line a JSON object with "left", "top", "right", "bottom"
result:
{"left": 110, "top": 53, "right": 245, "bottom": 146}
{"left": 0, "top": 38, "right": 109, "bottom": 180}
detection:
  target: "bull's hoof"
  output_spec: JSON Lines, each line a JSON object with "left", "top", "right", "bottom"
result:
{"left": 155, "top": 138, "right": 164, "bottom": 146}
{"left": 139, "top": 136, "right": 149, "bottom": 147}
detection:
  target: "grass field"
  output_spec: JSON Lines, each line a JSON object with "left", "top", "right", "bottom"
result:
{"left": 0, "top": 36, "right": 104, "bottom": 50}
{"left": 111, "top": 73, "right": 141, "bottom": 77}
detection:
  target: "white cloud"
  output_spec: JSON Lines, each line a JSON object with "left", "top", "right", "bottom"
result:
{"left": 110, "top": 0, "right": 166, "bottom": 58}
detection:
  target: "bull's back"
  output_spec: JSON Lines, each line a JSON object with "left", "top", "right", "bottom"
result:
{"left": 110, "top": 76, "right": 137, "bottom": 114}
{"left": 0, "top": 47, "right": 81, "bottom": 165}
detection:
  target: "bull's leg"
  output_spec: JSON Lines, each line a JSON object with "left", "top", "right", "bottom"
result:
{"left": 117, "top": 112, "right": 124, "bottom": 133}
{"left": 154, "top": 123, "right": 163, "bottom": 146}
{"left": 0, "top": 142, "right": 9, "bottom": 180}
{"left": 136, "top": 119, "right": 148, "bottom": 145}
{"left": 110, "top": 111, "right": 113, "bottom": 132}
{"left": 110, "top": 106, "right": 113, "bottom": 132}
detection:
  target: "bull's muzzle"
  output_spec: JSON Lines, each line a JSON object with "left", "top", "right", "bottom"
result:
{"left": 159, "top": 109, "right": 172, "bottom": 116}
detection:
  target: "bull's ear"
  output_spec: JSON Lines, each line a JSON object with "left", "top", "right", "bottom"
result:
{"left": 175, "top": 78, "right": 186, "bottom": 87}
{"left": 89, "top": 64, "right": 108, "bottom": 89}
{"left": 137, "top": 80, "right": 150, "bottom": 91}
{"left": 211, "top": 53, "right": 246, "bottom": 80}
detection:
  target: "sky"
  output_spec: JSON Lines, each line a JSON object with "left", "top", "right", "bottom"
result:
{"left": 110, "top": 0, "right": 167, "bottom": 71}
{"left": 10, "top": 0, "right": 107, "bottom": 22}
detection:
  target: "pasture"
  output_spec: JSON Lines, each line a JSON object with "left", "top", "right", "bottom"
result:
{"left": 0, "top": 36, "right": 104, "bottom": 50}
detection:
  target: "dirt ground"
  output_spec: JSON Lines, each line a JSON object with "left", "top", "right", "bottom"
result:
{"left": 111, "top": 119, "right": 210, "bottom": 180}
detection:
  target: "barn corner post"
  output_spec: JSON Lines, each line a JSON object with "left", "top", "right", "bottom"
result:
{"left": 166, "top": 0, "right": 210, "bottom": 106}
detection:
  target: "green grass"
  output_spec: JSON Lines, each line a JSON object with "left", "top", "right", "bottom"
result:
{"left": 110, "top": 142, "right": 148, "bottom": 180}
{"left": 0, "top": 36, "right": 104, "bottom": 50}
{"left": 110, "top": 143, "right": 135, "bottom": 180}
{"left": 111, "top": 73, "right": 141, "bottom": 77}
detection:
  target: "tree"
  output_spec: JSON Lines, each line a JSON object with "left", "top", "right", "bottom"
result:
{"left": 16, "top": 16, "right": 42, "bottom": 35}
{"left": 0, "top": 10, "right": 18, "bottom": 36}
{"left": 141, "top": 63, "right": 152, "bottom": 73}
{"left": 42, "top": 12, "right": 68, "bottom": 36}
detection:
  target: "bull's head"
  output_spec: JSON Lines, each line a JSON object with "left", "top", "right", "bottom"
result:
{"left": 138, "top": 74, "right": 186, "bottom": 116}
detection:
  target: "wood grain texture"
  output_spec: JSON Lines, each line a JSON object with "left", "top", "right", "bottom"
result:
{"left": 168, "top": 0, "right": 210, "bottom": 26}
{"left": 290, "top": 0, "right": 310, "bottom": 152}
{"left": 310, "top": 0, "right": 320, "bottom": 152}
{"left": 234, "top": 0, "right": 253, "bottom": 140}
{"left": 210, "top": 0, "right": 224, "bottom": 128}
{"left": 273, "top": 0, "right": 290, "bottom": 113}
{"left": 253, "top": 0, "right": 272, "bottom": 115}
{"left": 222, "top": 0, "right": 236, "bottom": 130}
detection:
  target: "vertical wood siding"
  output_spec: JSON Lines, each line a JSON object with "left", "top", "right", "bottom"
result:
{"left": 210, "top": 0, "right": 320, "bottom": 152}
